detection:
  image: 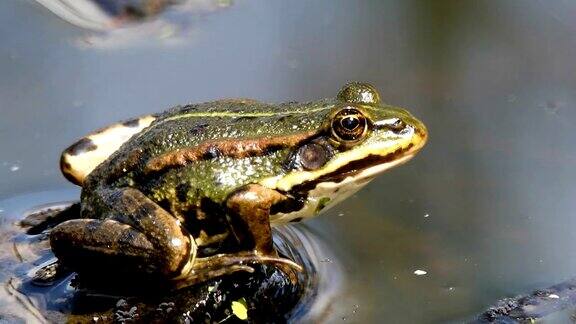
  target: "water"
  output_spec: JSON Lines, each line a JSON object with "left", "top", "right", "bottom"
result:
{"left": 1, "top": 0, "right": 576, "bottom": 322}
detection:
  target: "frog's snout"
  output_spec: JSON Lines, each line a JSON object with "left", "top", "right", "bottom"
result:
{"left": 407, "top": 115, "right": 428, "bottom": 152}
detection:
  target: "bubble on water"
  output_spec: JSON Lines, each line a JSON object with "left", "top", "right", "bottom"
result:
{"left": 424, "top": 213, "right": 430, "bottom": 218}
{"left": 9, "top": 165, "right": 20, "bottom": 172}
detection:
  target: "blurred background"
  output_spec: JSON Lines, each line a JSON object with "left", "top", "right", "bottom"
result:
{"left": 1, "top": 0, "right": 576, "bottom": 322}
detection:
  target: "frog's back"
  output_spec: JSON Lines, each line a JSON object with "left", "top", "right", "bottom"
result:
{"left": 65, "top": 99, "right": 334, "bottom": 190}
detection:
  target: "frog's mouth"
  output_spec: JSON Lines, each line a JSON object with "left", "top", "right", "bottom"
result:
{"left": 268, "top": 146, "right": 420, "bottom": 224}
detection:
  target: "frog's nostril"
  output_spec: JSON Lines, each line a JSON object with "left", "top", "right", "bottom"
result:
{"left": 389, "top": 119, "right": 406, "bottom": 132}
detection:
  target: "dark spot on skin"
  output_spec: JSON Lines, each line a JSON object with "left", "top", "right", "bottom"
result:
{"left": 276, "top": 116, "right": 288, "bottom": 123}
{"left": 175, "top": 183, "right": 191, "bottom": 202}
{"left": 61, "top": 160, "right": 72, "bottom": 171}
{"left": 290, "top": 217, "right": 303, "bottom": 223}
{"left": 190, "top": 123, "right": 208, "bottom": 135}
{"left": 122, "top": 118, "right": 140, "bottom": 128}
{"left": 202, "top": 146, "right": 221, "bottom": 160}
{"left": 232, "top": 116, "right": 257, "bottom": 122}
{"left": 262, "top": 143, "right": 286, "bottom": 155}
{"left": 66, "top": 138, "right": 98, "bottom": 156}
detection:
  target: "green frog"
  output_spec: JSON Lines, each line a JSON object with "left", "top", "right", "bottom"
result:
{"left": 51, "top": 82, "right": 427, "bottom": 287}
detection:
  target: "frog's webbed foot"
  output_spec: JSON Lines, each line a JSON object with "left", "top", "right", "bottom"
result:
{"left": 174, "top": 251, "right": 302, "bottom": 289}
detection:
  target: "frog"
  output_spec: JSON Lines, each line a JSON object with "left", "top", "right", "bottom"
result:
{"left": 50, "top": 82, "right": 428, "bottom": 288}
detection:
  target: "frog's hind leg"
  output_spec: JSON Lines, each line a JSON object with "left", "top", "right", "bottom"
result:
{"left": 50, "top": 218, "right": 159, "bottom": 275}
{"left": 50, "top": 187, "right": 194, "bottom": 278}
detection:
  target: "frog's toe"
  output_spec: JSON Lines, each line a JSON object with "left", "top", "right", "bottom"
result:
{"left": 256, "top": 255, "right": 303, "bottom": 273}
{"left": 174, "top": 252, "right": 302, "bottom": 288}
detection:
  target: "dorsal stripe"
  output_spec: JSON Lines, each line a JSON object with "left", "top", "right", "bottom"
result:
{"left": 145, "top": 130, "right": 319, "bottom": 173}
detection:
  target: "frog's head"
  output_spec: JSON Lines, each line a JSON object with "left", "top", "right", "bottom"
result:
{"left": 266, "top": 82, "right": 428, "bottom": 223}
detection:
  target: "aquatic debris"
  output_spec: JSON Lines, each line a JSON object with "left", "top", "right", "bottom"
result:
{"left": 2, "top": 162, "right": 21, "bottom": 172}
{"left": 474, "top": 277, "right": 576, "bottom": 322}
{"left": 413, "top": 269, "right": 427, "bottom": 276}
{"left": 231, "top": 297, "right": 248, "bottom": 320}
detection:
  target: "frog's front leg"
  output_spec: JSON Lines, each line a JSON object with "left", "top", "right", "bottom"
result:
{"left": 50, "top": 188, "right": 194, "bottom": 277}
{"left": 224, "top": 184, "right": 303, "bottom": 278}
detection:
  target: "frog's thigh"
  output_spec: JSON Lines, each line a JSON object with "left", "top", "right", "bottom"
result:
{"left": 93, "top": 188, "right": 193, "bottom": 276}
{"left": 226, "top": 184, "right": 287, "bottom": 256}
{"left": 50, "top": 218, "right": 156, "bottom": 273}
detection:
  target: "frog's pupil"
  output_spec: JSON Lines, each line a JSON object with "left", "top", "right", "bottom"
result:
{"left": 341, "top": 116, "right": 359, "bottom": 130}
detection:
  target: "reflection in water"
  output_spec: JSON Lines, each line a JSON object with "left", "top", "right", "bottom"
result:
{"left": 33, "top": 0, "right": 232, "bottom": 48}
{"left": 0, "top": 196, "right": 343, "bottom": 322}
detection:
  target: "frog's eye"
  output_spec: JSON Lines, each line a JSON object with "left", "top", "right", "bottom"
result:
{"left": 331, "top": 107, "right": 369, "bottom": 143}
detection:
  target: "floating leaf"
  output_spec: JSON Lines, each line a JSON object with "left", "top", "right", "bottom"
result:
{"left": 316, "top": 197, "right": 331, "bottom": 213}
{"left": 231, "top": 297, "right": 248, "bottom": 320}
